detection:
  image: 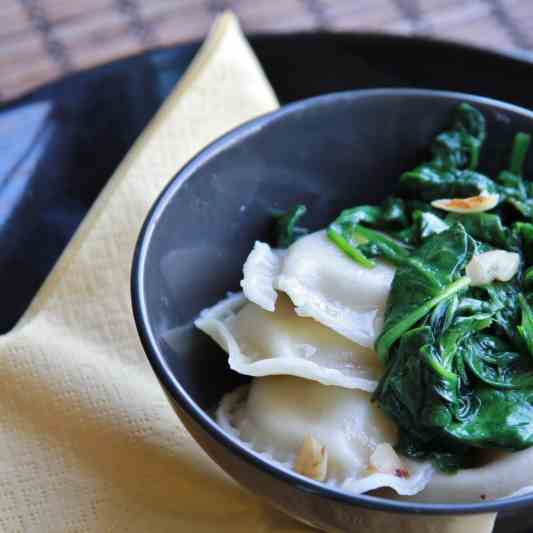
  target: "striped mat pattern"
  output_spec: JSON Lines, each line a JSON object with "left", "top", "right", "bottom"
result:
{"left": 2, "top": 0, "right": 532, "bottom": 102}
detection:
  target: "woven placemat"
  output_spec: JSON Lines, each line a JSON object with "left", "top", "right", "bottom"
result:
{"left": 2, "top": 0, "right": 532, "bottom": 102}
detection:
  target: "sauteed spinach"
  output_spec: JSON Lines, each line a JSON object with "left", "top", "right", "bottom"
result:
{"left": 281, "top": 103, "right": 533, "bottom": 472}
{"left": 274, "top": 204, "right": 308, "bottom": 248}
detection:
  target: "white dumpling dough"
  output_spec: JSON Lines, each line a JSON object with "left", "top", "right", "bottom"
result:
{"left": 195, "top": 292, "right": 382, "bottom": 392}
{"left": 411, "top": 448, "right": 533, "bottom": 503}
{"left": 240, "top": 241, "right": 285, "bottom": 312}
{"left": 217, "top": 376, "right": 433, "bottom": 495}
{"left": 240, "top": 231, "right": 395, "bottom": 347}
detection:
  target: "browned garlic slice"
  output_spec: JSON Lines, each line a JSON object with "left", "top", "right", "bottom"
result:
{"left": 294, "top": 435, "right": 328, "bottom": 481}
{"left": 368, "top": 443, "right": 408, "bottom": 477}
{"left": 466, "top": 250, "right": 520, "bottom": 286}
{"left": 431, "top": 192, "right": 499, "bottom": 214}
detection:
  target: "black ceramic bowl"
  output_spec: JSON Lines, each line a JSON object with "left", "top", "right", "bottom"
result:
{"left": 132, "top": 89, "right": 533, "bottom": 530}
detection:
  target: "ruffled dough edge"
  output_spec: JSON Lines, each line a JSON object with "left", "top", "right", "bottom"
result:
{"left": 240, "top": 241, "right": 284, "bottom": 312}
{"left": 216, "top": 384, "right": 433, "bottom": 497}
{"left": 194, "top": 292, "right": 379, "bottom": 392}
{"left": 239, "top": 239, "right": 385, "bottom": 348}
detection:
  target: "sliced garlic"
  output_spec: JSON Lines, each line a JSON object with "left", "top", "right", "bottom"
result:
{"left": 466, "top": 250, "right": 520, "bottom": 286}
{"left": 368, "top": 443, "right": 406, "bottom": 477}
{"left": 294, "top": 436, "right": 328, "bottom": 481}
{"left": 431, "top": 193, "right": 499, "bottom": 214}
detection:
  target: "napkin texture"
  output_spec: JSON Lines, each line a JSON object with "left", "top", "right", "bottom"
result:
{"left": 0, "top": 12, "right": 495, "bottom": 533}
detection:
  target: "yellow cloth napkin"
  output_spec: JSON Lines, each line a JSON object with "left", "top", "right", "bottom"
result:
{"left": 0, "top": 12, "right": 496, "bottom": 533}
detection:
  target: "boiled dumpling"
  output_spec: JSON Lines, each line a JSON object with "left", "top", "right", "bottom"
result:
{"left": 195, "top": 292, "right": 382, "bottom": 391}
{"left": 410, "top": 449, "right": 533, "bottom": 503}
{"left": 217, "top": 376, "right": 433, "bottom": 495}
{"left": 240, "top": 230, "right": 395, "bottom": 348}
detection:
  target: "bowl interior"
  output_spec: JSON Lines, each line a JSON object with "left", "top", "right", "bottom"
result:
{"left": 133, "top": 89, "right": 533, "bottom": 513}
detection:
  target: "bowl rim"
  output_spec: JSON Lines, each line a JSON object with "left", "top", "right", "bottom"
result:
{"left": 8, "top": 30, "right": 533, "bottom": 110}
{"left": 132, "top": 87, "right": 533, "bottom": 515}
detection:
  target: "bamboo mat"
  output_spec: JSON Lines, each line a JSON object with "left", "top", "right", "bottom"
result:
{"left": 2, "top": 0, "right": 533, "bottom": 102}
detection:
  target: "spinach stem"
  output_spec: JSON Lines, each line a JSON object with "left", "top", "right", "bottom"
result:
{"left": 510, "top": 132, "right": 531, "bottom": 176}
{"left": 376, "top": 276, "right": 471, "bottom": 363}
{"left": 353, "top": 224, "right": 412, "bottom": 261}
{"left": 424, "top": 349, "right": 458, "bottom": 382}
{"left": 327, "top": 226, "right": 376, "bottom": 268}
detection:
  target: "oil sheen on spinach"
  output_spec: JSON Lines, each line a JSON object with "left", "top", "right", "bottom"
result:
{"left": 326, "top": 103, "right": 533, "bottom": 472}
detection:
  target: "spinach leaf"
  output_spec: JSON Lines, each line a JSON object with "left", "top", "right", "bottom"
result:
{"left": 429, "top": 295, "right": 458, "bottom": 339}
{"left": 495, "top": 133, "right": 533, "bottom": 218}
{"left": 400, "top": 168, "right": 497, "bottom": 202}
{"left": 329, "top": 197, "right": 409, "bottom": 229}
{"left": 446, "top": 387, "right": 533, "bottom": 450}
{"left": 327, "top": 198, "right": 412, "bottom": 268}
{"left": 375, "top": 326, "right": 437, "bottom": 439}
{"left": 431, "top": 103, "right": 486, "bottom": 170}
{"left": 338, "top": 103, "right": 533, "bottom": 470}
{"left": 413, "top": 210, "right": 449, "bottom": 241}
{"left": 377, "top": 300, "right": 533, "bottom": 464}
{"left": 454, "top": 102, "right": 486, "bottom": 141}
{"left": 515, "top": 222, "right": 533, "bottom": 266}
{"left": 397, "top": 104, "right": 494, "bottom": 201}
{"left": 510, "top": 132, "right": 531, "bottom": 176}
{"left": 456, "top": 297, "right": 494, "bottom": 315}
{"left": 524, "top": 267, "right": 533, "bottom": 289}
{"left": 463, "top": 333, "right": 533, "bottom": 389}
{"left": 382, "top": 197, "right": 410, "bottom": 227}
{"left": 375, "top": 325, "right": 478, "bottom": 470}
{"left": 274, "top": 204, "right": 308, "bottom": 248}
{"left": 484, "top": 282, "right": 523, "bottom": 350}
{"left": 350, "top": 225, "right": 413, "bottom": 265}
{"left": 327, "top": 223, "right": 377, "bottom": 268}
{"left": 398, "top": 112, "right": 533, "bottom": 226}
{"left": 518, "top": 294, "right": 533, "bottom": 358}
{"left": 376, "top": 224, "right": 474, "bottom": 363}
{"left": 446, "top": 212, "right": 514, "bottom": 250}
{"left": 329, "top": 205, "right": 382, "bottom": 227}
